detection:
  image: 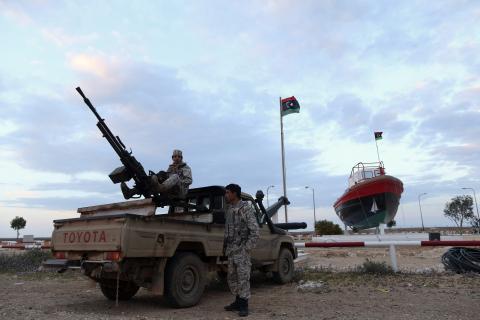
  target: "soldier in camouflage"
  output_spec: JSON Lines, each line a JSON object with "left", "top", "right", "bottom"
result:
{"left": 121, "top": 149, "right": 192, "bottom": 199}
{"left": 151, "top": 149, "right": 192, "bottom": 198}
{"left": 223, "top": 184, "right": 259, "bottom": 317}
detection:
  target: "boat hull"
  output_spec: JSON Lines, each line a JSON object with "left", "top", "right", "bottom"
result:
{"left": 333, "top": 175, "right": 403, "bottom": 230}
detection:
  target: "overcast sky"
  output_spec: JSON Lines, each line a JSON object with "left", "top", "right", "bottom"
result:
{"left": 1, "top": 0, "right": 479, "bottom": 237}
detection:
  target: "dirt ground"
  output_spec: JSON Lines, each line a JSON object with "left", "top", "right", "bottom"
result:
{"left": 1, "top": 247, "right": 480, "bottom": 320}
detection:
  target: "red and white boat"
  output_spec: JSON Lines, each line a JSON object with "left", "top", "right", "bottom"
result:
{"left": 333, "top": 162, "right": 404, "bottom": 230}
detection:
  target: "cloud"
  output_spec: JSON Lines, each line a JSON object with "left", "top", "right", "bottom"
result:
{"left": 0, "top": 2, "right": 33, "bottom": 26}
{"left": 2, "top": 55, "right": 317, "bottom": 211}
{"left": 1, "top": 1, "right": 480, "bottom": 235}
{"left": 41, "top": 28, "right": 98, "bottom": 47}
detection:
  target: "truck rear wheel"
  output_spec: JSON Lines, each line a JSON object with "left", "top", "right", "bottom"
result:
{"left": 164, "top": 252, "right": 206, "bottom": 308}
{"left": 100, "top": 279, "right": 139, "bottom": 301}
{"left": 273, "top": 248, "right": 294, "bottom": 284}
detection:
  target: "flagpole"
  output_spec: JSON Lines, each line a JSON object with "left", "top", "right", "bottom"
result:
{"left": 280, "top": 97, "right": 288, "bottom": 223}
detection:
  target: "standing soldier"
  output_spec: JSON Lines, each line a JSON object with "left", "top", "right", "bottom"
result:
{"left": 121, "top": 149, "right": 192, "bottom": 199}
{"left": 223, "top": 183, "right": 259, "bottom": 317}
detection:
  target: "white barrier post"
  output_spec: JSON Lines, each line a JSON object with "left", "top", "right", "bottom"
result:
{"left": 389, "top": 244, "right": 398, "bottom": 272}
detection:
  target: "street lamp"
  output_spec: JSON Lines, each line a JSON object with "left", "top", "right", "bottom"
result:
{"left": 418, "top": 193, "right": 427, "bottom": 232}
{"left": 305, "top": 186, "right": 317, "bottom": 230}
{"left": 266, "top": 185, "right": 275, "bottom": 207}
{"left": 461, "top": 187, "right": 480, "bottom": 220}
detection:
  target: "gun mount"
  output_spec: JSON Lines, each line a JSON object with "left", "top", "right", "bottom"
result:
{"left": 265, "top": 195, "right": 290, "bottom": 219}
{"left": 255, "top": 190, "right": 307, "bottom": 234}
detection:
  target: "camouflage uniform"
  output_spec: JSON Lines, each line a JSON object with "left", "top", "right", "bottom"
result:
{"left": 156, "top": 162, "right": 192, "bottom": 197}
{"left": 121, "top": 149, "right": 192, "bottom": 200}
{"left": 224, "top": 200, "right": 260, "bottom": 299}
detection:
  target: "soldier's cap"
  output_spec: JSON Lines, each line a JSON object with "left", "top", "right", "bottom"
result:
{"left": 225, "top": 183, "right": 241, "bottom": 198}
{"left": 172, "top": 149, "right": 183, "bottom": 158}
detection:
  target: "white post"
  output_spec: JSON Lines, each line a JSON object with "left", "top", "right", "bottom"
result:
{"left": 379, "top": 223, "right": 385, "bottom": 235}
{"left": 389, "top": 244, "right": 398, "bottom": 272}
{"left": 280, "top": 97, "right": 288, "bottom": 223}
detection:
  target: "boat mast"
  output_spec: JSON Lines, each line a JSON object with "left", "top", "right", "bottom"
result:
{"left": 375, "top": 139, "right": 381, "bottom": 163}
{"left": 374, "top": 131, "right": 383, "bottom": 163}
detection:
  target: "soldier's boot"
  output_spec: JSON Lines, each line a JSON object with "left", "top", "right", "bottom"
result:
{"left": 120, "top": 182, "right": 138, "bottom": 199}
{"left": 238, "top": 298, "right": 249, "bottom": 317}
{"left": 224, "top": 296, "right": 241, "bottom": 311}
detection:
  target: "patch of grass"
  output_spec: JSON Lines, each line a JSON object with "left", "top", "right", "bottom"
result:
{"left": 0, "top": 249, "right": 52, "bottom": 273}
{"left": 293, "top": 264, "right": 480, "bottom": 290}
{"left": 294, "top": 267, "right": 368, "bottom": 286}
{"left": 356, "top": 259, "right": 394, "bottom": 275}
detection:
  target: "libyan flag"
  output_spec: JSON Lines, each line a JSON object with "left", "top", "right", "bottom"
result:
{"left": 374, "top": 131, "right": 383, "bottom": 140}
{"left": 281, "top": 96, "right": 300, "bottom": 116}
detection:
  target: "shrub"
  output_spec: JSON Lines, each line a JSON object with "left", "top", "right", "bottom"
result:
{"left": 356, "top": 259, "right": 393, "bottom": 275}
{"left": 0, "top": 249, "right": 52, "bottom": 273}
{"left": 315, "top": 219, "right": 343, "bottom": 235}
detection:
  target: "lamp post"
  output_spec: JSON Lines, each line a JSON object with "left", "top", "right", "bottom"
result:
{"left": 418, "top": 193, "right": 427, "bottom": 232}
{"left": 266, "top": 185, "right": 275, "bottom": 207}
{"left": 305, "top": 186, "right": 317, "bottom": 231}
{"left": 461, "top": 187, "right": 480, "bottom": 220}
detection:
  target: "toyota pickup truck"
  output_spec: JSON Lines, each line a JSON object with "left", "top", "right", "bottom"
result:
{"left": 49, "top": 186, "right": 304, "bottom": 307}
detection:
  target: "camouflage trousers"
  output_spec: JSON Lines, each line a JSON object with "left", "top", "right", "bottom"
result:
{"left": 155, "top": 174, "right": 187, "bottom": 198}
{"left": 227, "top": 249, "right": 252, "bottom": 299}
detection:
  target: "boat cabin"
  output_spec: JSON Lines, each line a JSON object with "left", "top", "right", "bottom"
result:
{"left": 348, "top": 162, "right": 385, "bottom": 187}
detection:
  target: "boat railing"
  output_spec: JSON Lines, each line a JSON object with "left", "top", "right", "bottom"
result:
{"left": 348, "top": 161, "right": 385, "bottom": 187}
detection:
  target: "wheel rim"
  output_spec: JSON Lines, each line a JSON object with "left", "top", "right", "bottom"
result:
{"left": 281, "top": 256, "right": 291, "bottom": 275}
{"left": 180, "top": 266, "right": 198, "bottom": 294}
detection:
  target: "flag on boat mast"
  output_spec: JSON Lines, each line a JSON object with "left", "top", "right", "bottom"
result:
{"left": 279, "top": 96, "right": 301, "bottom": 223}
{"left": 374, "top": 131, "right": 383, "bottom": 163}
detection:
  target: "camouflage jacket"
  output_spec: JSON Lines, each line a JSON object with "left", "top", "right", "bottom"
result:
{"left": 167, "top": 162, "right": 192, "bottom": 188}
{"left": 224, "top": 200, "right": 260, "bottom": 256}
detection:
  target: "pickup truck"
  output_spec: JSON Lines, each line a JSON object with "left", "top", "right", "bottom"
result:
{"left": 50, "top": 186, "right": 303, "bottom": 307}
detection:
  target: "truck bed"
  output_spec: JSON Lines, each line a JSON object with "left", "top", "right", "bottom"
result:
{"left": 52, "top": 213, "right": 225, "bottom": 258}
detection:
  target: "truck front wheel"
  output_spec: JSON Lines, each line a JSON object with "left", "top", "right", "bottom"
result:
{"left": 164, "top": 252, "right": 206, "bottom": 308}
{"left": 273, "top": 248, "right": 294, "bottom": 284}
{"left": 100, "top": 279, "right": 139, "bottom": 301}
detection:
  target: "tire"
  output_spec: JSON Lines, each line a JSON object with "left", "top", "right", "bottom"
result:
{"left": 100, "top": 279, "right": 139, "bottom": 301}
{"left": 164, "top": 252, "right": 207, "bottom": 308}
{"left": 273, "top": 248, "right": 294, "bottom": 284}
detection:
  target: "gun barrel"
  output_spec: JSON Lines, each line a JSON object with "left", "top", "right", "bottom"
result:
{"left": 266, "top": 196, "right": 290, "bottom": 218}
{"left": 76, "top": 87, "right": 151, "bottom": 199}
{"left": 255, "top": 191, "right": 285, "bottom": 235}
{"left": 75, "top": 86, "right": 86, "bottom": 99}
{"left": 274, "top": 222, "right": 307, "bottom": 230}
{"left": 76, "top": 87, "right": 102, "bottom": 122}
